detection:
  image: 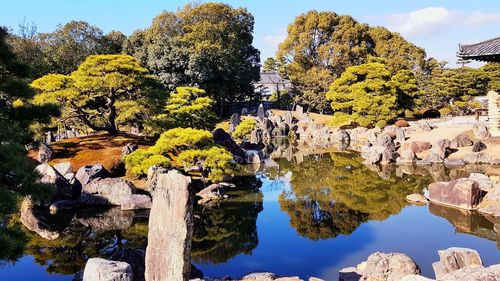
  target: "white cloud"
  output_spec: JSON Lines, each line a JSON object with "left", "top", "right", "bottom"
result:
{"left": 386, "top": 7, "right": 500, "bottom": 38}
{"left": 263, "top": 33, "right": 286, "bottom": 47}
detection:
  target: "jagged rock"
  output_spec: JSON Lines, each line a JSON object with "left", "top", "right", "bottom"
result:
{"left": 212, "top": 128, "right": 245, "bottom": 162}
{"left": 121, "top": 143, "right": 138, "bottom": 158}
{"left": 472, "top": 141, "right": 487, "bottom": 152}
{"left": 432, "top": 247, "right": 483, "bottom": 280}
{"left": 229, "top": 113, "right": 241, "bottom": 133}
{"left": 473, "top": 124, "right": 490, "bottom": 140}
{"left": 423, "top": 152, "right": 444, "bottom": 164}
{"left": 145, "top": 170, "right": 193, "bottom": 281}
{"left": 121, "top": 195, "right": 152, "bottom": 210}
{"left": 241, "top": 272, "right": 277, "bottom": 280}
{"left": 49, "top": 200, "right": 79, "bottom": 213}
{"left": 147, "top": 165, "right": 168, "bottom": 192}
{"left": 440, "top": 264, "right": 500, "bottom": 280}
{"left": 82, "top": 258, "right": 133, "bottom": 281}
{"left": 451, "top": 133, "right": 473, "bottom": 148}
{"left": 401, "top": 141, "right": 432, "bottom": 154}
{"left": 406, "top": 193, "right": 428, "bottom": 205}
{"left": 79, "top": 207, "right": 135, "bottom": 232}
{"left": 35, "top": 163, "right": 74, "bottom": 200}
{"left": 38, "top": 142, "right": 54, "bottom": 163}
{"left": 432, "top": 139, "right": 451, "bottom": 159}
{"left": 478, "top": 186, "right": 500, "bottom": 217}
{"left": 257, "top": 104, "right": 265, "bottom": 121}
{"left": 428, "top": 179, "right": 482, "bottom": 210}
{"left": 54, "top": 162, "right": 73, "bottom": 176}
{"left": 397, "top": 150, "right": 417, "bottom": 164}
{"left": 360, "top": 252, "right": 421, "bottom": 281}
{"left": 444, "top": 158, "right": 465, "bottom": 168}
{"left": 110, "top": 249, "right": 145, "bottom": 281}
{"left": 464, "top": 152, "right": 492, "bottom": 164}
{"left": 79, "top": 178, "right": 136, "bottom": 206}
{"left": 75, "top": 164, "right": 109, "bottom": 186}
{"left": 469, "top": 173, "right": 494, "bottom": 191}
{"left": 20, "top": 197, "right": 60, "bottom": 240}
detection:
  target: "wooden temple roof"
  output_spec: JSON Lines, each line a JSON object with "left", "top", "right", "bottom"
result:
{"left": 458, "top": 36, "right": 500, "bottom": 62}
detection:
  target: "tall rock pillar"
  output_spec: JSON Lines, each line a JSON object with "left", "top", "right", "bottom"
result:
{"left": 488, "top": 91, "right": 500, "bottom": 137}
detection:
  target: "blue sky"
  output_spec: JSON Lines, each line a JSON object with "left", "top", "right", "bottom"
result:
{"left": 3, "top": 0, "right": 500, "bottom": 67}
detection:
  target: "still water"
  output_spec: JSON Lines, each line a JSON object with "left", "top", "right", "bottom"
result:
{"left": 1, "top": 152, "right": 499, "bottom": 280}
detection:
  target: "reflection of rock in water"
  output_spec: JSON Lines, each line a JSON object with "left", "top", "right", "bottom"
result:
{"left": 78, "top": 207, "right": 134, "bottom": 232}
{"left": 192, "top": 176, "right": 263, "bottom": 264}
{"left": 279, "top": 197, "right": 368, "bottom": 240}
{"left": 429, "top": 203, "right": 500, "bottom": 248}
{"left": 20, "top": 197, "right": 61, "bottom": 240}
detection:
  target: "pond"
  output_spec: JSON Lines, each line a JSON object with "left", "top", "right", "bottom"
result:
{"left": 1, "top": 151, "right": 499, "bottom": 280}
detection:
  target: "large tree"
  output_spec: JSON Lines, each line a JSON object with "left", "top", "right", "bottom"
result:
{"left": 0, "top": 27, "right": 57, "bottom": 263}
{"left": 31, "top": 54, "right": 163, "bottom": 134}
{"left": 124, "top": 3, "right": 261, "bottom": 115}
{"left": 277, "top": 11, "right": 426, "bottom": 112}
{"left": 8, "top": 21, "right": 126, "bottom": 77}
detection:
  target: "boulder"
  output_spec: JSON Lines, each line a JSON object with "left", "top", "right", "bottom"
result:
{"left": 428, "top": 179, "right": 482, "bottom": 210}
{"left": 145, "top": 170, "right": 193, "bottom": 281}
{"left": 79, "top": 178, "right": 136, "bottom": 206}
{"left": 257, "top": 103, "right": 265, "bottom": 120}
{"left": 212, "top": 128, "right": 245, "bottom": 161}
{"left": 443, "top": 158, "right": 465, "bottom": 168}
{"left": 464, "top": 152, "right": 492, "bottom": 164}
{"left": 406, "top": 193, "right": 428, "bottom": 205}
{"left": 228, "top": 113, "right": 241, "bottom": 133}
{"left": 242, "top": 272, "right": 277, "bottom": 280}
{"left": 401, "top": 141, "right": 432, "bottom": 154}
{"left": 146, "top": 165, "right": 167, "bottom": 192}
{"left": 54, "top": 162, "right": 73, "bottom": 176}
{"left": 432, "top": 139, "right": 451, "bottom": 159}
{"left": 121, "top": 195, "right": 152, "bottom": 210}
{"left": 20, "top": 197, "right": 60, "bottom": 240}
{"left": 395, "top": 119, "right": 410, "bottom": 127}
{"left": 196, "top": 182, "right": 235, "bottom": 204}
{"left": 245, "top": 150, "right": 264, "bottom": 164}
{"left": 472, "top": 141, "right": 487, "bottom": 152}
{"left": 83, "top": 258, "right": 133, "bottom": 281}
{"left": 35, "top": 163, "right": 74, "bottom": 200}
{"left": 477, "top": 186, "right": 500, "bottom": 217}
{"left": 450, "top": 133, "right": 473, "bottom": 148}
{"left": 38, "top": 142, "right": 54, "bottom": 163}
{"left": 441, "top": 264, "right": 500, "bottom": 281}
{"left": 110, "top": 249, "right": 145, "bottom": 281}
{"left": 432, "top": 247, "right": 483, "bottom": 280}
{"left": 79, "top": 207, "right": 134, "bottom": 232}
{"left": 361, "top": 252, "right": 421, "bottom": 281}
{"left": 75, "top": 164, "right": 110, "bottom": 186}
{"left": 473, "top": 124, "right": 490, "bottom": 140}
{"left": 395, "top": 128, "right": 406, "bottom": 144}
{"left": 121, "top": 143, "right": 138, "bottom": 158}
{"left": 397, "top": 150, "right": 417, "bottom": 165}
{"left": 423, "top": 152, "right": 444, "bottom": 164}
{"left": 468, "top": 173, "right": 494, "bottom": 191}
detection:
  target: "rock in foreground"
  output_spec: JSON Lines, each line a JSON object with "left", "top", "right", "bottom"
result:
{"left": 428, "top": 179, "right": 482, "bottom": 210}
{"left": 83, "top": 258, "right": 133, "bottom": 281}
{"left": 79, "top": 178, "right": 136, "bottom": 206}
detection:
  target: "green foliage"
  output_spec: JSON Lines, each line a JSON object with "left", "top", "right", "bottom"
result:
{"left": 326, "top": 61, "right": 399, "bottom": 127}
{"left": 232, "top": 119, "right": 257, "bottom": 139}
{"left": 31, "top": 54, "right": 165, "bottom": 134}
{"left": 178, "top": 146, "right": 235, "bottom": 182}
{"left": 125, "top": 128, "right": 233, "bottom": 181}
{"left": 268, "top": 90, "right": 293, "bottom": 108}
{"left": 124, "top": 150, "right": 171, "bottom": 178}
{"left": 482, "top": 63, "right": 500, "bottom": 93}
{"left": 439, "top": 107, "right": 452, "bottom": 117}
{"left": 161, "top": 87, "right": 217, "bottom": 130}
{"left": 277, "top": 11, "right": 426, "bottom": 112}
{"left": 124, "top": 3, "right": 260, "bottom": 109}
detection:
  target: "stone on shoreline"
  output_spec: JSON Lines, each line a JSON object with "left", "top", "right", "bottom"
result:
{"left": 20, "top": 197, "right": 60, "bottom": 240}
{"left": 432, "top": 247, "right": 483, "bottom": 280}
{"left": 79, "top": 178, "right": 136, "bottom": 206}
{"left": 450, "top": 133, "right": 473, "bottom": 148}
{"left": 82, "top": 258, "right": 133, "bottom": 281}
{"left": 121, "top": 194, "right": 152, "bottom": 210}
{"left": 406, "top": 193, "right": 428, "bottom": 205}
{"left": 35, "top": 163, "right": 74, "bottom": 200}
{"left": 477, "top": 186, "right": 500, "bottom": 217}
{"left": 401, "top": 141, "right": 432, "bottom": 154}
{"left": 428, "top": 179, "right": 482, "bottom": 210}
{"left": 76, "top": 164, "right": 110, "bottom": 186}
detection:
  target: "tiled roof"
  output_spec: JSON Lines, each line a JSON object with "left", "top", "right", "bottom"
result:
{"left": 458, "top": 36, "right": 500, "bottom": 61}
{"left": 256, "top": 72, "right": 290, "bottom": 85}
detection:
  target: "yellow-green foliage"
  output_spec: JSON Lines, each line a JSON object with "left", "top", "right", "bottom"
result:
{"left": 232, "top": 119, "right": 256, "bottom": 139}
{"left": 124, "top": 150, "right": 171, "bottom": 178}
{"left": 148, "top": 128, "right": 213, "bottom": 155}
{"left": 125, "top": 127, "right": 234, "bottom": 181}
{"left": 178, "top": 146, "right": 235, "bottom": 182}
{"left": 439, "top": 107, "right": 452, "bottom": 117}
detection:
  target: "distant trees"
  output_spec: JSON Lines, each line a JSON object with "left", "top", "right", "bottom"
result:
{"left": 8, "top": 20, "right": 126, "bottom": 77}
{"left": 31, "top": 54, "right": 163, "bottom": 134}
{"left": 276, "top": 11, "right": 426, "bottom": 113}
{"left": 124, "top": 3, "right": 261, "bottom": 114}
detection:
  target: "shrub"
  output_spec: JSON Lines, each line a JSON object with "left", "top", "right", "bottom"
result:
{"left": 232, "top": 118, "right": 257, "bottom": 139}
{"left": 148, "top": 127, "right": 213, "bottom": 155}
{"left": 124, "top": 149, "right": 171, "bottom": 178}
{"left": 375, "top": 120, "right": 387, "bottom": 129}
{"left": 439, "top": 107, "right": 452, "bottom": 117}
{"left": 177, "top": 146, "right": 235, "bottom": 182}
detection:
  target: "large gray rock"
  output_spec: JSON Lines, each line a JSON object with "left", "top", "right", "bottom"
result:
{"left": 428, "top": 179, "right": 482, "bottom": 210}
{"left": 441, "top": 264, "right": 500, "bottom": 281}
{"left": 20, "top": 197, "right": 60, "bottom": 240}
{"left": 450, "top": 133, "right": 473, "bottom": 148}
{"left": 38, "top": 142, "right": 54, "bottom": 163}
{"left": 121, "top": 194, "right": 152, "bottom": 210}
{"left": 432, "top": 139, "right": 451, "bottom": 159}
{"left": 360, "top": 252, "right": 421, "bottom": 281}
{"left": 212, "top": 128, "right": 245, "bottom": 161}
{"left": 54, "top": 162, "right": 73, "bottom": 176}
{"left": 257, "top": 103, "right": 265, "bottom": 121}
{"left": 146, "top": 165, "right": 167, "bottom": 192}
{"left": 145, "top": 170, "right": 193, "bottom": 281}
{"left": 83, "top": 258, "right": 133, "bottom": 281}
{"left": 469, "top": 173, "right": 494, "bottom": 191}
{"left": 121, "top": 143, "right": 138, "bottom": 158}
{"left": 432, "top": 247, "right": 483, "bottom": 280}
{"left": 35, "top": 163, "right": 74, "bottom": 200}
{"left": 228, "top": 113, "right": 241, "bottom": 133}
{"left": 473, "top": 124, "right": 490, "bottom": 140}
{"left": 464, "top": 152, "right": 492, "bottom": 164}
{"left": 245, "top": 150, "right": 264, "bottom": 164}
{"left": 241, "top": 272, "right": 277, "bottom": 280}
{"left": 110, "top": 249, "right": 145, "bottom": 281}
{"left": 79, "top": 178, "right": 136, "bottom": 206}
{"left": 478, "top": 186, "right": 500, "bottom": 217}
{"left": 472, "top": 141, "right": 487, "bottom": 152}
{"left": 79, "top": 207, "right": 135, "bottom": 232}
{"left": 76, "top": 164, "right": 109, "bottom": 185}
{"left": 397, "top": 150, "right": 417, "bottom": 164}
{"left": 401, "top": 141, "right": 432, "bottom": 154}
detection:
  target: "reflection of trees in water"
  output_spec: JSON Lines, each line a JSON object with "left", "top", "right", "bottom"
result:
{"left": 0, "top": 217, "right": 27, "bottom": 265}
{"left": 265, "top": 152, "right": 431, "bottom": 239}
{"left": 192, "top": 175, "right": 263, "bottom": 264}
{"left": 20, "top": 207, "right": 148, "bottom": 275}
